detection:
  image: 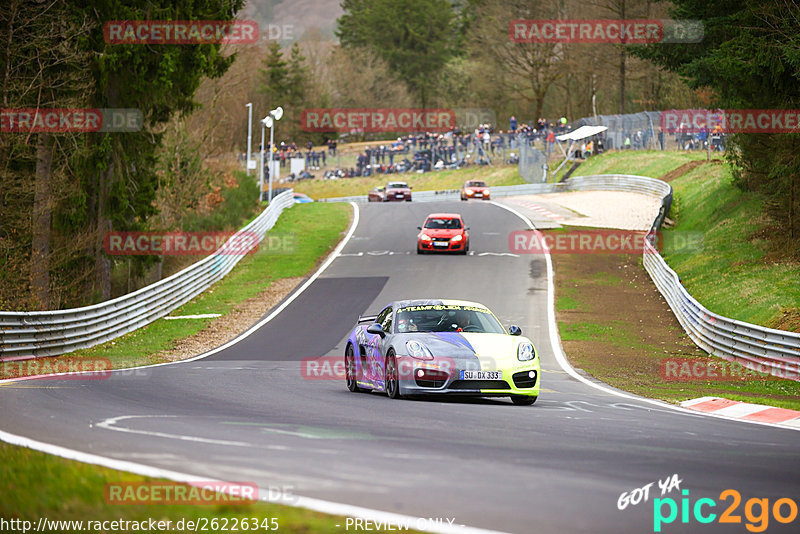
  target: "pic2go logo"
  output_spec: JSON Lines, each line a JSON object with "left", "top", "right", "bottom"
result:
{"left": 653, "top": 489, "right": 799, "bottom": 532}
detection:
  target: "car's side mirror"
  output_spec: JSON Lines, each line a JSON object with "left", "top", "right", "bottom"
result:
{"left": 367, "top": 323, "right": 386, "bottom": 338}
{"left": 508, "top": 325, "right": 522, "bottom": 336}
{"left": 465, "top": 227, "right": 470, "bottom": 231}
{"left": 417, "top": 226, "right": 422, "bottom": 230}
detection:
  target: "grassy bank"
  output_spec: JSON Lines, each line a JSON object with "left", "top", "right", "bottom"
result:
{"left": 571, "top": 149, "right": 708, "bottom": 179}
{"left": 662, "top": 163, "right": 800, "bottom": 330}
{"left": 0, "top": 442, "right": 412, "bottom": 534}
{"left": 289, "top": 164, "right": 524, "bottom": 199}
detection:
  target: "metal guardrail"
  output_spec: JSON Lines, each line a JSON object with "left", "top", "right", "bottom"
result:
{"left": 318, "top": 174, "right": 670, "bottom": 204}
{"left": 617, "top": 176, "right": 800, "bottom": 381}
{"left": 0, "top": 190, "right": 296, "bottom": 361}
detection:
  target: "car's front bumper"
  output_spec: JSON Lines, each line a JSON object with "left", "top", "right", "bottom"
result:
{"left": 395, "top": 355, "right": 540, "bottom": 397}
{"left": 385, "top": 192, "right": 411, "bottom": 201}
{"left": 463, "top": 190, "right": 490, "bottom": 200}
{"left": 417, "top": 239, "right": 466, "bottom": 252}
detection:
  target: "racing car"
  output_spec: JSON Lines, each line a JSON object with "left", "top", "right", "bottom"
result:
{"left": 460, "top": 180, "right": 490, "bottom": 200}
{"left": 344, "top": 299, "right": 539, "bottom": 405}
{"left": 369, "top": 181, "right": 412, "bottom": 202}
{"left": 417, "top": 213, "right": 469, "bottom": 254}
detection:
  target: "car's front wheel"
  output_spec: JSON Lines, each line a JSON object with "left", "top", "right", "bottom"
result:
{"left": 385, "top": 350, "right": 402, "bottom": 399}
{"left": 345, "top": 345, "right": 363, "bottom": 392}
{"left": 511, "top": 395, "right": 537, "bottom": 405}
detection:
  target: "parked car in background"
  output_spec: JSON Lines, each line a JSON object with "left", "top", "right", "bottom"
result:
{"left": 293, "top": 193, "right": 314, "bottom": 204}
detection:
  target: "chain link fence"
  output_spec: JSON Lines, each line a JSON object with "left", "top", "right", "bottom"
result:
{"left": 575, "top": 110, "right": 726, "bottom": 152}
{"left": 516, "top": 134, "right": 548, "bottom": 183}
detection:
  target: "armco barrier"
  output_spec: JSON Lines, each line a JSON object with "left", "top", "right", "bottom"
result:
{"left": 0, "top": 190, "right": 296, "bottom": 361}
{"left": 321, "top": 174, "right": 799, "bottom": 379}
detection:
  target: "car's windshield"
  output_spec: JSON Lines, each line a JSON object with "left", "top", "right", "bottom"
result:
{"left": 387, "top": 182, "right": 408, "bottom": 189}
{"left": 466, "top": 181, "right": 486, "bottom": 187}
{"left": 424, "top": 217, "right": 461, "bottom": 229}
{"left": 395, "top": 304, "right": 505, "bottom": 334}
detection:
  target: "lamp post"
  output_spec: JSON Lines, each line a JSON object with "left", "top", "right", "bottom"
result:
{"left": 259, "top": 120, "right": 266, "bottom": 201}
{"left": 261, "top": 106, "right": 283, "bottom": 203}
{"left": 245, "top": 102, "right": 253, "bottom": 176}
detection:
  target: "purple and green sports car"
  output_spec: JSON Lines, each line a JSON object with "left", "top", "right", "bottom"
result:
{"left": 344, "top": 299, "right": 540, "bottom": 405}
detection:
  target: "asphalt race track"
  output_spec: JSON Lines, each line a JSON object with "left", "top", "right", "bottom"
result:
{"left": 2, "top": 200, "right": 800, "bottom": 533}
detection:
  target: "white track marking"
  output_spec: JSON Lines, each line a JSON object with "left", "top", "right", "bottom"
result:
{"left": 476, "top": 252, "right": 519, "bottom": 257}
{"left": 95, "top": 415, "right": 253, "bottom": 447}
{"left": 163, "top": 314, "right": 222, "bottom": 320}
{"left": 488, "top": 200, "right": 799, "bottom": 431}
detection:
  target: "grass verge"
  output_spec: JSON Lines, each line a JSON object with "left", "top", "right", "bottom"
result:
{"left": 0, "top": 442, "right": 417, "bottom": 533}
{"left": 661, "top": 162, "right": 800, "bottom": 330}
{"left": 289, "top": 164, "right": 524, "bottom": 199}
{"left": 571, "top": 149, "right": 709, "bottom": 179}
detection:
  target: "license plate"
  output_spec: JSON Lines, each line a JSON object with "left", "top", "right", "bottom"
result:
{"left": 474, "top": 193, "right": 483, "bottom": 197}
{"left": 433, "top": 241, "right": 448, "bottom": 247}
{"left": 396, "top": 194, "right": 404, "bottom": 198}
{"left": 460, "top": 370, "right": 502, "bottom": 380}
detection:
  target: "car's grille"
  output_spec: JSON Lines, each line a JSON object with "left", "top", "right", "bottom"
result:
{"left": 449, "top": 380, "right": 509, "bottom": 390}
{"left": 513, "top": 370, "right": 538, "bottom": 389}
{"left": 432, "top": 237, "right": 450, "bottom": 242}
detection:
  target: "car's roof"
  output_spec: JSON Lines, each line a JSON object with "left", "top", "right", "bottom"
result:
{"left": 424, "top": 213, "right": 462, "bottom": 219}
{"left": 386, "top": 182, "right": 408, "bottom": 187}
{"left": 392, "top": 299, "right": 488, "bottom": 310}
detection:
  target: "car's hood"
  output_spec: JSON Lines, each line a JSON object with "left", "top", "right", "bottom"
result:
{"left": 397, "top": 332, "right": 528, "bottom": 367}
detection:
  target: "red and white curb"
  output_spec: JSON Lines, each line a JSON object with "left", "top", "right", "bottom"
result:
{"left": 681, "top": 397, "right": 800, "bottom": 429}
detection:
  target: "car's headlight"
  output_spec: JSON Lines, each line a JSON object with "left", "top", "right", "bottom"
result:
{"left": 517, "top": 342, "right": 535, "bottom": 361}
{"left": 465, "top": 188, "right": 473, "bottom": 194}
{"left": 420, "top": 234, "right": 432, "bottom": 241}
{"left": 451, "top": 234, "right": 463, "bottom": 242}
{"left": 406, "top": 340, "right": 434, "bottom": 360}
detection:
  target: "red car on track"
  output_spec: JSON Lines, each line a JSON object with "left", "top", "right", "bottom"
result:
{"left": 461, "top": 180, "right": 490, "bottom": 201}
{"left": 417, "top": 213, "right": 469, "bottom": 254}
